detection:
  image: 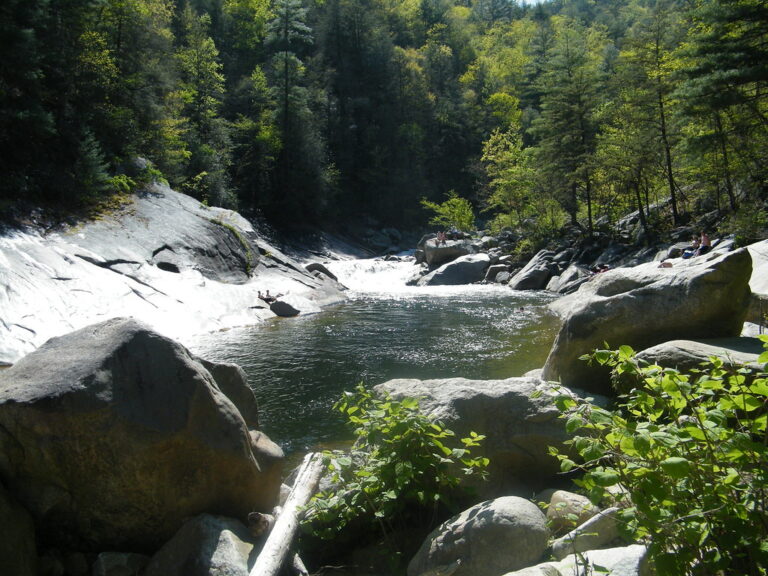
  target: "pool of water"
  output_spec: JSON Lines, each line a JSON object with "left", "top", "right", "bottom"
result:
{"left": 187, "top": 258, "right": 560, "bottom": 456}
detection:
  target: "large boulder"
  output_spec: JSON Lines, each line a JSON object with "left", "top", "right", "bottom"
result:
{"left": 143, "top": 515, "right": 256, "bottom": 576}
{"left": 0, "top": 483, "right": 37, "bottom": 576}
{"left": 375, "top": 378, "right": 608, "bottom": 496}
{"left": 635, "top": 337, "right": 764, "bottom": 374}
{"left": 407, "top": 497, "right": 550, "bottom": 576}
{"left": 747, "top": 239, "right": 768, "bottom": 325}
{"left": 418, "top": 253, "right": 490, "bottom": 286}
{"left": 546, "top": 264, "right": 591, "bottom": 295}
{"left": 542, "top": 249, "right": 752, "bottom": 392}
{"left": 508, "top": 250, "right": 557, "bottom": 291}
{"left": 423, "top": 239, "right": 474, "bottom": 267}
{"left": 0, "top": 318, "right": 283, "bottom": 551}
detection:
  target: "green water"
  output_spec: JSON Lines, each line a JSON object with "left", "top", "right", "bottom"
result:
{"left": 188, "top": 259, "right": 560, "bottom": 456}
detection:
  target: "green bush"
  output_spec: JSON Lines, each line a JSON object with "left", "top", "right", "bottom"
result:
{"left": 421, "top": 191, "right": 476, "bottom": 233}
{"left": 302, "top": 384, "right": 488, "bottom": 544}
{"left": 551, "top": 341, "right": 768, "bottom": 575}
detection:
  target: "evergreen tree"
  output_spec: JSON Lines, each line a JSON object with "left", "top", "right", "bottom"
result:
{"left": 531, "top": 18, "right": 607, "bottom": 232}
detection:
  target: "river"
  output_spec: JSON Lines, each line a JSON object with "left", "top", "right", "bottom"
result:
{"left": 187, "top": 257, "right": 560, "bottom": 456}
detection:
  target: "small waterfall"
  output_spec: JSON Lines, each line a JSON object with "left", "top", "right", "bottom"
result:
{"left": 326, "top": 257, "right": 417, "bottom": 294}
{"left": 325, "top": 256, "right": 514, "bottom": 297}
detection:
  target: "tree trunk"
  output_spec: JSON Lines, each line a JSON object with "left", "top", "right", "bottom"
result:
{"left": 250, "top": 452, "right": 325, "bottom": 576}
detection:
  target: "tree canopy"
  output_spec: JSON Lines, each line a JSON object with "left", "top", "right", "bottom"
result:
{"left": 1, "top": 0, "right": 765, "bottom": 236}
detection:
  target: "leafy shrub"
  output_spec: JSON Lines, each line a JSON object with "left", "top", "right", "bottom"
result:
{"left": 725, "top": 206, "right": 768, "bottom": 247}
{"left": 551, "top": 341, "right": 768, "bottom": 576}
{"left": 106, "top": 174, "right": 136, "bottom": 195}
{"left": 421, "top": 191, "right": 476, "bottom": 232}
{"left": 302, "top": 384, "right": 488, "bottom": 544}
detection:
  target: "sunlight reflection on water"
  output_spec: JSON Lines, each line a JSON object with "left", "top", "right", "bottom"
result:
{"left": 187, "top": 258, "right": 560, "bottom": 456}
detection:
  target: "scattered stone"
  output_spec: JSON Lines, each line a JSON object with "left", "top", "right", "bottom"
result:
{"left": 143, "top": 514, "right": 256, "bottom": 576}
{"left": 408, "top": 497, "right": 550, "bottom": 576}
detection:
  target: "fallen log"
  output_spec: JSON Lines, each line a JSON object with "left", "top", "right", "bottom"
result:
{"left": 250, "top": 452, "right": 325, "bottom": 576}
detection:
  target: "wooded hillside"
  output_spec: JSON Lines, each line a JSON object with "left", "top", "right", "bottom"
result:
{"left": 1, "top": 0, "right": 765, "bottom": 237}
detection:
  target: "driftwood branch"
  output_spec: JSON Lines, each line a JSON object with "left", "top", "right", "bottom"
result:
{"left": 250, "top": 452, "right": 325, "bottom": 576}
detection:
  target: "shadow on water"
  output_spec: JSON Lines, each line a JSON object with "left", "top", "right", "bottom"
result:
{"left": 188, "top": 261, "right": 560, "bottom": 458}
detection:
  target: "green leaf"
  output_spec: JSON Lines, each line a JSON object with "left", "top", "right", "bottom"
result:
{"left": 590, "top": 469, "right": 620, "bottom": 487}
{"left": 660, "top": 457, "right": 691, "bottom": 478}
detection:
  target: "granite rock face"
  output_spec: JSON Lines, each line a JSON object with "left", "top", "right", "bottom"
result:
{"left": 542, "top": 249, "right": 752, "bottom": 392}
{"left": 0, "top": 318, "right": 283, "bottom": 551}
{"left": 0, "top": 185, "right": 346, "bottom": 365}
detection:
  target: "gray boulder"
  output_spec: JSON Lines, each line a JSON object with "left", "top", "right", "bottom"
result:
{"left": 509, "top": 250, "right": 556, "bottom": 290}
{"left": 375, "top": 378, "right": 608, "bottom": 496}
{"left": 502, "top": 544, "right": 650, "bottom": 576}
{"left": 542, "top": 249, "right": 752, "bottom": 392}
{"left": 270, "top": 299, "right": 301, "bottom": 317}
{"left": 546, "top": 265, "right": 591, "bottom": 295}
{"left": 418, "top": 253, "right": 491, "bottom": 286}
{"left": 551, "top": 507, "right": 621, "bottom": 560}
{"left": 496, "top": 271, "right": 512, "bottom": 285}
{"left": 143, "top": 515, "right": 256, "bottom": 576}
{"left": 423, "top": 239, "right": 474, "bottom": 267}
{"left": 0, "top": 318, "right": 283, "bottom": 550}
{"left": 199, "top": 359, "right": 260, "bottom": 429}
{"left": 546, "top": 490, "right": 599, "bottom": 536}
{"left": 747, "top": 239, "right": 768, "bottom": 325}
{"left": 408, "top": 497, "right": 549, "bottom": 576}
{"left": 485, "top": 263, "right": 509, "bottom": 283}
{"left": 305, "top": 262, "right": 338, "bottom": 282}
{"left": 635, "top": 337, "right": 764, "bottom": 374}
{"left": 0, "top": 483, "right": 36, "bottom": 576}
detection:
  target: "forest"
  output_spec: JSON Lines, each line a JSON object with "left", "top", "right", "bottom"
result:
{"left": 0, "top": 0, "right": 766, "bottom": 238}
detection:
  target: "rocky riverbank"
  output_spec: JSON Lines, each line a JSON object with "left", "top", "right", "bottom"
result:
{"left": 1, "top": 190, "right": 767, "bottom": 575}
{"left": 0, "top": 184, "right": 351, "bottom": 366}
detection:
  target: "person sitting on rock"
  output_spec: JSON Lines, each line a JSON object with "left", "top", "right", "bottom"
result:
{"left": 437, "top": 231, "right": 447, "bottom": 245}
{"left": 259, "top": 290, "right": 277, "bottom": 304}
{"left": 682, "top": 235, "right": 700, "bottom": 259}
{"left": 695, "top": 231, "right": 712, "bottom": 256}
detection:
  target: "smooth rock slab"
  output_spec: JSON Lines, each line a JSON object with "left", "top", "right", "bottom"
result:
{"left": 502, "top": 544, "right": 650, "bottom": 576}
{"left": 408, "top": 497, "right": 550, "bottom": 576}
{"left": 635, "top": 337, "right": 764, "bottom": 374}
{"left": 0, "top": 318, "right": 283, "bottom": 550}
{"left": 542, "top": 248, "right": 752, "bottom": 393}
